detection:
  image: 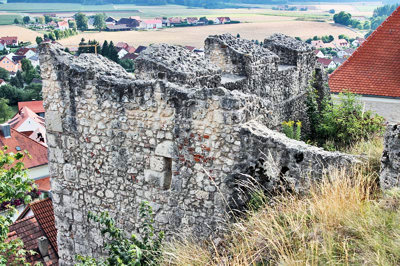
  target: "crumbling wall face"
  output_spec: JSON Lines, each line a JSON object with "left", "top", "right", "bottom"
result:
{"left": 135, "top": 44, "right": 222, "bottom": 88}
{"left": 40, "top": 44, "right": 275, "bottom": 265}
{"left": 232, "top": 121, "right": 358, "bottom": 209}
{"left": 380, "top": 123, "right": 400, "bottom": 189}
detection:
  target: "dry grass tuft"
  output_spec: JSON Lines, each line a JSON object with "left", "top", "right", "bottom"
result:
{"left": 163, "top": 138, "right": 400, "bottom": 265}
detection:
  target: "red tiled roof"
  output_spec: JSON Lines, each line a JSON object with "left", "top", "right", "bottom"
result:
{"left": 317, "top": 58, "right": 333, "bottom": 66}
{"left": 35, "top": 176, "right": 51, "bottom": 192}
{"left": 8, "top": 214, "right": 58, "bottom": 265}
{"left": 0, "top": 128, "right": 48, "bottom": 169}
{"left": 8, "top": 106, "right": 46, "bottom": 131}
{"left": 15, "top": 48, "right": 36, "bottom": 56}
{"left": 329, "top": 6, "right": 400, "bottom": 98}
{"left": 29, "top": 198, "right": 58, "bottom": 253}
{"left": 0, "top": 36, "right": 18, "bottom": 45}
{"left": 18, "top": 100, "right": 45, "bottom": 114}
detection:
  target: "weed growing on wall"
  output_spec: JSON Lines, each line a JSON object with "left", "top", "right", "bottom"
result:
{"left": 76, "top": 201, "right": 164, "bottom": 265}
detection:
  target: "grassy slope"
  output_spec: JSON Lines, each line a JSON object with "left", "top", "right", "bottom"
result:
{"left": 0, "top": 14, "right": 22, "bottom": 25}
{"left": 164, "top": 138, "right": 400, "bottom": 265}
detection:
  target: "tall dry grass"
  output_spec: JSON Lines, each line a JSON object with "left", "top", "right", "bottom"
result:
{"left": 163, "top": 138, "right": 400, "bottom": 265}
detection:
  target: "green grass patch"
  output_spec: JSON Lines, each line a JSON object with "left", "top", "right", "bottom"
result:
{"left": 0, "top": 14, "right": 22, "bottom": 25}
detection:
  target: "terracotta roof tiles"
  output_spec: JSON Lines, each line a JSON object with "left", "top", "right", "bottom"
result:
{"left": 18, "top": 101, "right": 45, "bottom": 114}
{"left": 329, "top": 6, "right": 400, "bottom": 98}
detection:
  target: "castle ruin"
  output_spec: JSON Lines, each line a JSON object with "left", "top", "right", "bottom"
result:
{"left": 39, "top": 34, "right": 356, "bottom": 264}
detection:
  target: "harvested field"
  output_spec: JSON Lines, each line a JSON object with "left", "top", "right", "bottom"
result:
{"left": 0, "top": 25, "right": 42, "bottom": 42}
{"left": 59, "top": 16, "right": 362, "bottom": 48}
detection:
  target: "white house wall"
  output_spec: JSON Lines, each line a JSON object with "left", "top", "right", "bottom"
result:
{"left": 16, "top": 117, "right": 41, "bottom": 133}
{"left": 28, "top": 164, "right": 49, "bottom": 180}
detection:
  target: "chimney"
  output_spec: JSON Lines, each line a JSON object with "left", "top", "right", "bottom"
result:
{"left": 37, "top": 236, "right": 49, "bottom": 259}
{"left": 0, "top": 124, "right": 11, "bottom": 138}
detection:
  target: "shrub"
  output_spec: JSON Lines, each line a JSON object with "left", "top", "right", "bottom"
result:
{"left": 306, "top": 88, "right": 385, "bottom": 150}
{"left": 76, "top": 201, "right": 164, "bottom": 265}
{"left": 282, "top": 120, "right": 301, "bottom": 141}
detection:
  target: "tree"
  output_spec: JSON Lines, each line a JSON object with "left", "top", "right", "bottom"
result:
{"left": 22, "top": 16, "right": 30, "bottom": 24}
{"left": 0, "top": 148, "right": 36, "bottom": 265}
{"left": 0, "top": 98, "right": 12, "bottom": 122}
{"left": 93, "top": 13, "right": 106, "bottom": 31}
{"left": 14, "top": 18, "right": 20, "bottom": 24}
{"left": 10, "top": 71, "right": 24, "bottom": 89}
{"left": 44, "top": 15, "right": 52, "bottom": 24}
{"left": 75, "top": 12, "right": 88, "bottom": 31}
{"left": 236, "top": 33, "right": 241, "bottom": 38}
{"left": 36, "top": 16, "right": 45, "bottom": 24}
{"left": 101, "top": 40, "right": 109, "bottom": 57}
{"left": 333, "top": 11, "right": 353, "bottom": 26}
{"left": 329, "top": 9, "right": 335, "bottom": 14}
{"left": 21, "top": 58, "right": 38, "bottom": 84}
{"left": 0, "top": 68, "right": 10, "bottom": 82}
{"left": 107, "top": 41, "right": 119, "bottom": 63}
{"left": 119, "top": 59, "right": 135, "bottom": 72}
{"left": 68, "top": 20, "right": 77, "bottom": 30}
{"left": 36, "top": 36, "right": 43, "bottom": 45}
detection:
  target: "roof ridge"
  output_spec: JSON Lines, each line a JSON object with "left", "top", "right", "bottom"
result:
{"left": 330, "top": 5, "right": 400, "bottom": 79}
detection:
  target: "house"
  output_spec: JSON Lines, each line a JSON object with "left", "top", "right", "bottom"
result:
{"left": 12, "top": 55, "right": 26, "bottom": 66}
{"left": 0, "top": 79, "right": 6, "bottom": 86}
{"left": 7, "top": 198, "right": 58, "bottom": 265}
{"left": 57, "top": 21, "right": 69, "bottom": 30}
{"left": 106, "top": 24, "right": 132, "bottom": 31}
{"left": 7, "top": 106, "right": 46, "bottom": 137}
{"left": 185, "top": 46, "right": 196, "bottom": 52}
{"left": 0, "top": 124, "right": 48, "bottom": 180}
{"left": 88, "top": 17, "right": 95, "bottom": 29}
{"left": 122, "top": 53, "right": 139, "bottom": 61}
{"left": 29, "top": 54, "right": 40, "bottom": 68}
{"left": 215, "top": 17, "right": 231, "bottom": 24}
{"left": 158, "top": 17, "right": 170, "bottom": 27}
{"left": 138, "top": 19, "right": 162, "bottom": 30}
{"left": 168, "top": 17, "right": 183, "bottom": 25}
{"left": 332, "top": 56, "right": 346, "bottom": 67}
{"left": 311, "top": 40, "right": 335, "bottom": 49}
{"left": 48, "top": 21, "right": 58, "bottom": 28}
{"left": 117, "top": 18, "right": 140, "bottom": 28}
{"left": 186, "top": 17, "right": 198, "bottom": 25}
{"left": 135, "top": 45, "right": 147, "bottom": 54}
{"left": 0, "top": 36, "right": 18, "bottom": 46}
{"left": 18, "top": 101, "right": 45, "bottom": 117}
{"left": 198, "top": 17, "right": 209, "bottom": 25}
{"left": 329, "top": 5, "right": 400, "bottom": 123}
{"left": 317, "top": 58, "right": 336, "bottom": 69}
{"left": 334, "top": 38, "right": 349, "bottom": 48}
{"left": 16, "top": 47, "right": 37, "bottom": 59}
{"left": 313, "top": 49, "right": 325, "bottom": 58}
{"left": 105, "top": 16, "right": 117, "bottom": 25}
{"left": 337, "top": 49, "right": 350, "bottom": 58}
{"left": 0, "top": 56, "right": 21, "bottom": 72}
{"left": 116, "top": 47, "right": 128, "bottom": 59}
{"left": 126, "top": 46, "right": 136, "bottom": 54}
{"left": 116, "top": 42, "right": 129, "bottom": 49}
{"left": 34, "top": 176, "right": 51, "bottom": 192}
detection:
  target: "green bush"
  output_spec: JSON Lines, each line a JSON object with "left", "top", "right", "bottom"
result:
{"left": 76, "top": 201, "right": 164, "bottom": 265}
{"left": 306, "top": 88, "right": 385, "bottom": 150}
{"left": 282, "top": 120, "right": 302, "bottom": 141}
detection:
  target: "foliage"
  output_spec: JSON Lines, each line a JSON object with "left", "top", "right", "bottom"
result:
{"left": 93, "top": 13, "right": 106, "bottom": 31}
{"left": 0, "top": 147, "right": 36, "bottom": 265}
{"left": 0, "top": 68, "right": 10, "bottom": 82}
{"left": 119, "top": 59, "right": 135, "bottom": 72}
{"left": 75, "top": 12, "right": 88, "bottom": 31}
{"left": 76, "top": 201, "right": 164, "bottom": 265}
{"left": 22, "top": 16, "right": 30, "bottom": 24}
{"left": 35, "top": 36, "right": 43, "bottom": 45}
{"left": 13, "top": 18, "right": 19, "bottom": 24}
{"left": 321, "top": 34, "right": 333, "bottom": 43}
{"left": 329, "top": 9, "right": 335, "bottom": 14}
{"left": 0, "top": 98, "right": 13, "bottom": 122}
{"left": 44, "top": 15, "right": 52, "bottom": 24}
{"left": 373, "top": 4, "right": 399, "bottom": 17}
{"left": 333, "top": 11, "right": 352, "bottom": 26}
{"left": 306, "top": 87, "right": 385, "bottom": 150}
{"left": 281, "top": 120, "right": 301, "bottom": 141}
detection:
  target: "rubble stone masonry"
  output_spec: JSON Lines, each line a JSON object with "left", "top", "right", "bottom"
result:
{"left": 380, "top": 123, "right": 400, "bottom": 189}
{"left": 39, "top": 34, "right": 356, "bottom": 265}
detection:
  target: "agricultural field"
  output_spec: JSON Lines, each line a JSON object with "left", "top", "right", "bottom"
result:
{"left": 59, "top": 15, "right": 362, "bottom": 48}
{"left": 0, "top": 13, "right": 22, "bottom": 25}
{"left": 0, "top": 24, "right": 41, "bottom": 42}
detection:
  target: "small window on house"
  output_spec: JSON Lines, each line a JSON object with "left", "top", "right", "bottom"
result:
{"left": 16, "top": 146, "right": 21, "bottom": 151}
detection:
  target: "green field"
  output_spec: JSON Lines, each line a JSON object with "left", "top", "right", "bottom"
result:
{"left": 0, "top": 14, "right": 22, "bottom": 25}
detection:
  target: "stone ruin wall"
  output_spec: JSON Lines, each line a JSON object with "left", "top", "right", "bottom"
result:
{"left": 380, "top": 123, "right": 400, "bottom": 189}
{"left": 40, "top": 34, "right": 355, "bottom": 265}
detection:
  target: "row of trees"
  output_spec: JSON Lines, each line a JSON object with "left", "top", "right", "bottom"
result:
{"left": 77, "top": 39, "right": 135, "bottom": 72}
{"left": 333, "top": 11, "right": 371, "bottom": 30}
{"left": 75, "top": 12, "right": 107, "bottom": 31}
